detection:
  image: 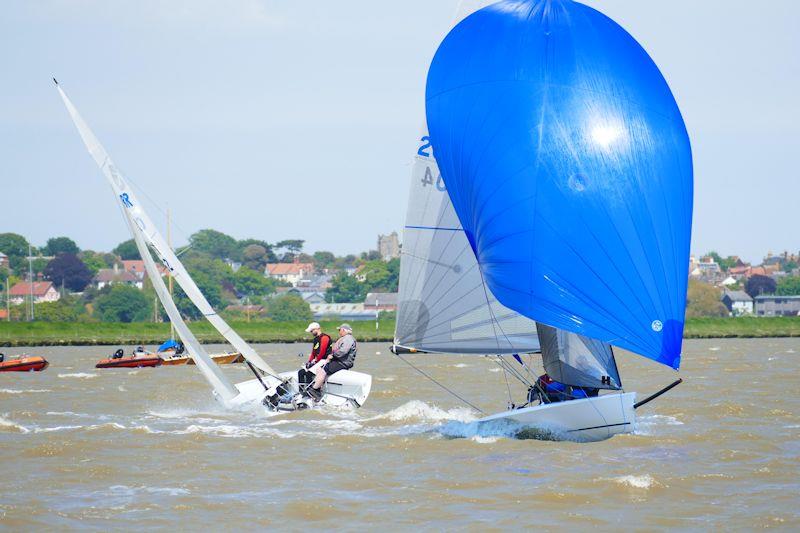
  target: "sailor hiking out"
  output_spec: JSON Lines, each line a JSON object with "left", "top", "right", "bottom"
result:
{"left": 299, "top": 322, "right": 332, "bottom": 385}
{"left": 306, "top": 324, "right": 357, "bottom": 401}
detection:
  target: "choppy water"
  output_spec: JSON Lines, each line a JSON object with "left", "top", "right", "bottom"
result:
{"left": 1, "top": 339, "right": 798, "bottom": 530}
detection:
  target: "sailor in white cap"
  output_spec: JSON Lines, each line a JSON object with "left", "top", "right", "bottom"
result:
{"left": 306, "top": 323, "right": 358, "bottom": 401}
{"left": 299, "top": 322, "right": 333, "bottom": 385}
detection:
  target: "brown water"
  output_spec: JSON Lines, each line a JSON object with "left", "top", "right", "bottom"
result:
{"left": 1, "top": 339, "right": 798, "bottom": 530}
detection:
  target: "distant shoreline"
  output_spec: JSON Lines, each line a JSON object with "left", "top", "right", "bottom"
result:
{"left": 1, "top": 317, "right": 798, "bottom": 347}
{"left": 0, "top": 320, "right": 395, "bottom": 348}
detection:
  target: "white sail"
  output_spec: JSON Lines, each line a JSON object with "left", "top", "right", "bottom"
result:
{"left": 124, "top": 210, "right": 239, "bottom": 402}
{"left": 56, "top": 83, "right": 278, "bottom": 378}
{"left": 394, "top": 0, "right": 541, "bottom": 355}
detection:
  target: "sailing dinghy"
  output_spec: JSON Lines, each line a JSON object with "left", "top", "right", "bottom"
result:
{"left": 394, "top": 0, "right": 691, "bottom": 442}
{"left": 56, "top": 82, "right": 371, "bottom": 412}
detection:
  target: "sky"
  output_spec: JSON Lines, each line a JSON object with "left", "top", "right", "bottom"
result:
{"left": 0, "top": 0, "right": 798, "bottom": 263}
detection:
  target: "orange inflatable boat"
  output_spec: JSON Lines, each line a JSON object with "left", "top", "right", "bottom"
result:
{"left": 0, "top": 355, "right": 49, "bottom": 372}
{"left": 96, "top": 350, "right": 162, "bottom": 369}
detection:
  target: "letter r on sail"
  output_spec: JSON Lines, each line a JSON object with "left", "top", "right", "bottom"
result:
{"left": 120, "top": 193, "right": 133, "bottom": 208}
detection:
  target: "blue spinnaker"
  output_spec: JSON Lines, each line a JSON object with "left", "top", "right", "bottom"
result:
{"left": 425, "top": 0, "right": 692, "bottom": 369}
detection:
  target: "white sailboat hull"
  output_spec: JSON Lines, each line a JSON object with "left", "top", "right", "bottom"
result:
{"left": 478, "top": 392, "right": 637, "bottom": 442}
{"left": 224, "top": 369, "right": 372, "bottom": 411}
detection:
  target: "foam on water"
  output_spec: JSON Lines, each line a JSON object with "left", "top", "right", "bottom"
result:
{"left": 107, "top": 485, "right": 191, "bottom": 497}
{"left": 34, "top": 425, "right": 83, "bottom": 433}
{"left": 0, "top": 415, "right": 30, "bottom": 434}
{"left": 635, "top": 414, "right": 684, "bottom": 437}
{"left": 611, "top": 475, "right": 657, "bottom": 489}
{"left": 437, "top": 417, "right": 529, "bottom": 441}
{"left": 58, "top": 372, "right": 98, "bottom": 379}
{"left": 0, "top": 388, "right": 51, "bottom": 395}
{"left": 372, "top": 400, "right": 476, "bottom": 423}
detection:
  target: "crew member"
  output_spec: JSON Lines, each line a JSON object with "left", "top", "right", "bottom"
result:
{"left": 299, "top": 322, "right": 332, "bottom": 385}
{"left": 306, "top": 324, "right": 357, "bottom": 401}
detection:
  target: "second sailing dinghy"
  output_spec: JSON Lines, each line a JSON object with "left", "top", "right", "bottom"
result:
{"left": 56, "top": 82, "right": 371, "bottom": 412}
{"left": 394, "top": 0, "right": 692, "bottom": 442}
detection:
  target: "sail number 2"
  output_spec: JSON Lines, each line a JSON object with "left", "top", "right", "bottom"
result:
{"left": 417, "top": 136, "right": 446, "bottom": 191}
{"left": 417, "top": 136, "right": 433, "bottom": 158}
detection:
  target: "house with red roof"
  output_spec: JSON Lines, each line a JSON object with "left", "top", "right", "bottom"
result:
{"left": 264, "top": 262, "right": 314, "bottom": 287}
{"left": 8, "top": 281, "right": 60, "bottom": 305}
{"left": 120, "top": 260, "right": 167, "bottom": 279}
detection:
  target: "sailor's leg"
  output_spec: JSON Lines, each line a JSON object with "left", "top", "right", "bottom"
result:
{"left": 312, "top": 367, "right": 327, "bottom": 390}
{"left": 309, "top": 360, "right": 326, "bottom": 375}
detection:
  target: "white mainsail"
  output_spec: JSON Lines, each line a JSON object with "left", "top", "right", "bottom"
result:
{"left": 124, "top": 210, "right": 239, "bottom": 402}
{"left": 394, "top": 0, "right": 541, "bottom": 355}
{"left": 56, "top": 82, "right": 278, "bottom": 378}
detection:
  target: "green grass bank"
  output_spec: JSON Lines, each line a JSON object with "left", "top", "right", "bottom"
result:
{"left": 0, "top": 317, "right": 799, "bottom": 347}
{"left": 0, "top": 320, "right": 396, "bottom": 347}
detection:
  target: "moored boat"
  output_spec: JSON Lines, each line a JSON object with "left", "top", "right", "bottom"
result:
{"left": 161, "top": 352, "right": 244, "bottom": 366}
{"left": 0, "top": 355, "right": 49, "bottom": 372}
{"left": 189, "top": 352, "right": 243, "bottom": 365}
{"left": 96, "top": 351, "right": 162, "bottom": 369}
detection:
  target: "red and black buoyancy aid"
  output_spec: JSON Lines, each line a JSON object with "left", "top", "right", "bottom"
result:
{"left": 308, "top": 333, "right": 333, "bottom": 364}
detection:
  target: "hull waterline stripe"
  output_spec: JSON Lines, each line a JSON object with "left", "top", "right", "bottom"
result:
{"left": 566, "top": 422, "right": 632, "bottom": 433}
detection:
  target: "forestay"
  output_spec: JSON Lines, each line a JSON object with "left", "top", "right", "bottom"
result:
{"left": 425, "top": 0, "right": 693, "bottom": 368}
{"left": 536, "top": 323, "right": 621, "bottom": 390}
{"left": 395, "top": 0, "right": 541, "bottom": 355}
{"left": 56, "top": 83, "right": 278, "bottom": 377}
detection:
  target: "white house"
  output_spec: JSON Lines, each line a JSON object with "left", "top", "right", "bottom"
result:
{"left": 94, "top": 266, "right": 143, "bottom": 290}
{"left": 721, "top": 290, "right": 754, "bottom": 316}
{"left": 8, "top": 281, "right": 61, "bottom": 305}
{"left": 265, "top": 262, "right": 315, "bottom": 287}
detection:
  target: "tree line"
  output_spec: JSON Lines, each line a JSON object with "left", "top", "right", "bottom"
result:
{"left": 0, "top": 230, "right": 399, "bottom": 323}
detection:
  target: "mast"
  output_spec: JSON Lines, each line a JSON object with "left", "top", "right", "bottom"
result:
{"left": 124, "top": 203, "right": 239, "bottom": 402}
{"left": 55, "top": 81, "right": 279, "bottom": 378}
{"left": 166, "top": 207, "right": 175, "bottom": 340}
{"left": 27, "top": 244, "right": 33, "bottom": 321}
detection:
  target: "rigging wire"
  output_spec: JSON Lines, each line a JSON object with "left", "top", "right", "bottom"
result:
{"left": 392, "top": 352, "right": 484, "bottom": 414}
{"left": 499, "top": 355, "right": 514, "bottom": 407}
